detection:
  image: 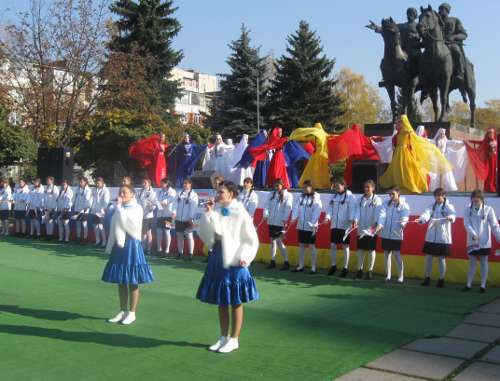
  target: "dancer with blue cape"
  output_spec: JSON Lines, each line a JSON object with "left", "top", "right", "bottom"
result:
{"left": 169, "top": 133, "right": 207, "bottom": 187}
{"left": 233, "top": 131, "right": 268, "bottom": 187}
{"left": 284, "top": 141, "right": 311, "bottom": 188}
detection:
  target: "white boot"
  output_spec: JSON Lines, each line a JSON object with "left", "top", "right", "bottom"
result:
{"left": 121, "top": 311, "right": 136, "bottom": 325}
{"left": 218, "top": 337, "right": 239, "bottom": 353}
{"left": 108, "top": 311, "right": 125, "bottom": 323}
{"left": 208, "top": 336, "right": 229, "bottom": 351}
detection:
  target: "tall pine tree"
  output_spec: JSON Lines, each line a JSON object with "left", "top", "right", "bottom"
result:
{"left": 109, "top": 0, "right": 183, "bottom": 110}
{"left": 268, "top": 21, "right": 343, "bottom": 134}
{"left": 206, "top": 25, "right": 266, "bottom": 139}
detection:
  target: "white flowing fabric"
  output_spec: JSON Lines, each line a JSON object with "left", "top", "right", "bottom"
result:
{"left": 227, "top": 135, "right": 252, "bottom": 185}
{"left": 428, "top": 128, "right": 467, "bottom": 191}
{"left": 202, "top": 137, "right": 235, "bottom": 179}
{"left": 371, "top": 130, "right": 397, "bottom": 163}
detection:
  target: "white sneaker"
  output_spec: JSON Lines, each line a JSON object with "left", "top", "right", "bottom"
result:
{"left": 218, "top": 337, "right": 239, "bottom": 353}
{"left": 208, "top": 336, "right": 229, "bottom": 351}
{"left": 108, "top": 311, "right": 126, "bottom": 323}
{"left": 121, "top": 311, "right": 136, "bottom": 325}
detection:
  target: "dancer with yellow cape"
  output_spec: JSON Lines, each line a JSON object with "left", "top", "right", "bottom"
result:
{"left": 289, "top": 123, "right": 331, "bottom": 189}
{"left": 380, "top": 115, "right": 452, "bottom": 193}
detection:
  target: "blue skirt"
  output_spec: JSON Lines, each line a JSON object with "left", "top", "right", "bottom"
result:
{"left": 102, "top": 236, "right": 154, "bottom": 285}
{"left": 196, "top": 241, "right": 259, "bottom": 306}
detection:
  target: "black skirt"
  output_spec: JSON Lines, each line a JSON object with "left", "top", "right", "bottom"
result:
{"left": 381, "top": 238, "right": 402, "bottom": 251}
{"left": 143, "top": 217, "right": 154, "bottom": 230}
{"left": 357, "top": 235, "right": 377, "bottom": 251}
{"left": 28, "top": 209, "right": 39, "bottom": 219}
{"left": 14, "top": 210, "right": 26, "bottom": 219}
{"left": 268, "top": 225, "right": 284, "bottom": 240}
{"left": 92, "top": 214, "right": 103, "bottom": 224}
{"left": 423, "top": 242, "right": 451, "bottom": 257}
{"left": 175, "top": 220, "right": 192, "bottom": 233}
{"left": 298, "top": 229, "right": 316, "bottom": 244}
{"left": 331, "top": 228, "right": 350, "bottom": 244}
{"left": 59, "top": 211, "right": 70, "bottom": 221}
{"left": 157, "top": 217, "right": 173, "bottom": 229}
{"left": 469, "top": 248, "right": 491, "bottom": 256}
{"left": 0, "top": 210, "right": 10, "bottom": 220}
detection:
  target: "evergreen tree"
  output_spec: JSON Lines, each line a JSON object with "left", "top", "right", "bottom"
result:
{"left": 206, "top": 25, "right": 266, "bottom": 139}
{"left": 109, "top": 0, "right": 183, "bottom": 109}
{"left": 268, "top": 21, "right": 344, "bottom": 135}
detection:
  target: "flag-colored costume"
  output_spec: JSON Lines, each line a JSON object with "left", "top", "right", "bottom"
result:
{"left": 327, "top": 124, "right": 380, "bottom": 186}
{"left": 290, "top": 123, "right": 331, "bottom": 189}
{"left": 249, "top": 128, "right": 290, "bottom": 189}
{"left": 170, "top": 141, "right": 207, "bottom": 187}
{"left": 465, "top": 129, "right": 498, "bottom": 193}
{"left": 283, "top": 141, "right": 311, "bottom": 188}
{"left": 129, "top": 134, "right": 167, "bottom": 186}
{"left": 233, "top": 132, "right": 267, "bottom": 186}
{"left": 379, "top": 115, "right": 452, "bottom": 193}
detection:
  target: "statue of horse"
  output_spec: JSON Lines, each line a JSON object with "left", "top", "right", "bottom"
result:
{"left": 417, "top": 5, "right": 476, "bottom": 126}
{"left": 379, "top": 17, "right": 419, "bottom": 121}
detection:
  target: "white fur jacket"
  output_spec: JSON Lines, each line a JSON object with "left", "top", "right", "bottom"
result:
{"left": 197, "top": 199, "right": 259, "bottom": 269}
{"left": 105, "top": 199, "right": 143, "bottom": 254}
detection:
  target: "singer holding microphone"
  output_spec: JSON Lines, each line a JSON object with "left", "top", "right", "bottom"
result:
{"left": 196, "top": 181, "right": 259, "bottom": 354}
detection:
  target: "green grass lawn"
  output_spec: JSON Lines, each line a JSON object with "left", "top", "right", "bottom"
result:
{"left": 1, "top": 237, "right": 499, "bottom": 381}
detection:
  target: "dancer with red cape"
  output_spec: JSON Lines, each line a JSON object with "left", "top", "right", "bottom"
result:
{"left": 465, "top": 128, "right": 498, "bottom": 193}
{"left": 129, "top": 134, "right": 167, "bottom": 186}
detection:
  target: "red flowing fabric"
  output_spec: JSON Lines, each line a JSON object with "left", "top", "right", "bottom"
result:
{"left": 249, "top": 128, "right": 290, "bottom": 188}
{"left": 327, "top": 125, "right": 380, "bottom": 186}
{"left": 465, "top": 129, "right": 497, "bottom": 192}
{"left": 303, "top": 142, "right": 315, "bottom": 155}
{"left": 129, "top": 134, "right": 167, "bottom": 186}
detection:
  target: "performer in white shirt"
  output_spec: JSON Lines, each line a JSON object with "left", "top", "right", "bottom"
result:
{"left": 463, "top": 190, "right": 500, "bottom": 293}
{"left": 137, "top": 178, "right": 157, "bottom": 254}
{"left": 0, "top": 178, "right": 13, "bottom": 236}
{"left": 57, "top": 179, "right": 74, "bottom": 243}
{"left": 237, "top": 177, "right": 258, "bottom": 219}
{"left": 324, "top": 179, "right": 356, "bottom": 277}
{"left": 173, "top": 178, "right": 199, "bottom": 260}
{"left": 73, "top": 177, "right": 93, "bottom": 243}
{"left": 290, "top": 181, "right": 322, "bottom": 274}
{"left": 376, "top": 188, "right": 410, "bottom": 284}
{"left": 155, "top": 178, "right": 176, "bottom": 257}
{"left": 354, "top": 180, "right": 383, "bottom": 280}
{"left": 13, "top": 179, "right": 30, "bottom": 236}
{"left": 91, "top": 177, "right": 110, "bottom": 248}
{"left": 28, "top": 178, "right": 45, "bottom": 238}
{"left": 418, "top": 188, "right": 456, "bottom": 288}
{"left": 43, "top": 176, "right": 59, "bottom": 240}
{"left": 263, "top": 179, "right": 293, "bottom": 270}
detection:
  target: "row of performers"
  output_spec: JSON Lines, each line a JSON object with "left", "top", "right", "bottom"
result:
{"left": 4, "top": 172, "right": 499, "bottom": 293}
{"left": 129, "top": 115, "right": 498, "bottom": 193}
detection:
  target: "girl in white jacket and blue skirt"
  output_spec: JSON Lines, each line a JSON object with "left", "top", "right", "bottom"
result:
{"left": 418, "top": 188, "right": 456, "bottom": 288}
{"left": 463, "top": 190, "right": 500, "bottom": 293}
{"left": 196, "top": 181, "right": 259, "bottom": 354}
{"left": 376, "top": 187, "right": 410, "bottom": 284}
{"left": 354, "top": 180, "right": 383, "bottom": 280}
{"left": 102, "top": 184, "right": 154, "bottom": 325}
{"left": 291, "top": 181, "right": 322, "bottom": 274}
{"left": 264, "top": 179, "right": 293, "bottom": 270}
{"left": 324, "top": 179, "right": 356, "bottom": 277}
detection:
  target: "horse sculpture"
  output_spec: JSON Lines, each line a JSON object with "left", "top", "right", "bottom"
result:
{"left": 417, "top": 5, "right": 476, "bottom": 126}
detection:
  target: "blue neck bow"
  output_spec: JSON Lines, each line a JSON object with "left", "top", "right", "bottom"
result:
{"left": 221, "top": 207, "right": 230, "bottom": 217}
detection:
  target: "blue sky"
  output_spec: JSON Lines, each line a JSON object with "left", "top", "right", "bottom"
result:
{"left": 3, "top": 0, "right": 500, "bottom": 106}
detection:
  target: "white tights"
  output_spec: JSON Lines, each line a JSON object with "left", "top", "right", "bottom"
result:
{"left": 58, "top": 218, "right": 70, "bottom": 242}
{"left": 424, "top": 255, "right": 446, "bottom": 279}
{"left": 177, "top": 232, "right": 194, "bottom": 256}
{"left": 357, "top": 250, "right": 376, "bottom": 271}
{"left": 157, "top": 228, "right": 172, "bottom": 253}
{"left": 94, "top": 223, "right": 107, "bottom": 246}
{"left": 76, "top": 220, "right": 88, "bottom": 240}
{"left": 271, "top": 239, "right": 288, "bottom": 261}
{"left": 330, "top": 244, "right": 350, "bottom": 269}
{"left": 385, "top": 250, "right": 404, "bottom": 282}
{"left": 467, "top": 255, "right": 489, "bottom": 289}
{"left": 298, "top": 244, "right": 317, "bottom": 271}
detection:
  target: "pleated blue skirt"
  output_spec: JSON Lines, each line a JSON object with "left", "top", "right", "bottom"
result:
{"left": 196, "top": 241, "right": 259, "bottom": 306}
{"left": 102, "top": 236, "right": 154, "bottom": 285}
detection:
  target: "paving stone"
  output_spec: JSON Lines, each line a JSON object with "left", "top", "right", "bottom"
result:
{"left": 477, "top": 299, "right": 500, "bottom": 315}
{"left": 464, "top": 312, "right": 500, "bottom": 328}
{"left": 366, "top": 349, "right": 463, "bottom": 380}
{"left": 452, "top": 362, "right": 500, "bottom": 381}
{"left": 334, "top": 368, "right": 425, "bottom": 381}
{"left": 403, "top": 337, "right": 488, "bottom": 359}
{"left": 447, "top": 323, "right": 500, "bottom": 343}
{"left": 482, "top": 345, "right": 500, "bottom": 364}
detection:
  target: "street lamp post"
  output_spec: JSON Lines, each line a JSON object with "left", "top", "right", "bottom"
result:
{"left": 256, "top": 74, "right": 260, "bottom": 133}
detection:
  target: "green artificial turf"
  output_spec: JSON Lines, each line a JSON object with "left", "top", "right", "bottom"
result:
{"left": 1, "top": 237, "right": 499, "bottom": 381}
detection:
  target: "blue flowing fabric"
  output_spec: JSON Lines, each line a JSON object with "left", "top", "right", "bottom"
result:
{"left": 284, "top": 141, "right": 311, "bottom": 188}
{"left": 234, "top": 131, "right": 267, "bottom": 169}
{"left": 172, "top": 143, "right": 207, "bottom": 187}
{"left": 102, "top": 236, "right": 154, "bottom": 285}
{"left": 196, "top": 241, "right": 259, "bottom": 306}
{"left": 253, "top": 159, "right": 269, "bottom": 188}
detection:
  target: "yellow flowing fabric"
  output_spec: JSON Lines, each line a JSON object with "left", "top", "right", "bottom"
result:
{"left": 289, "top": 123, "right": 331, "bottom": 189}
{"left": 379, "top": 115, "right": 452, "bottom": 193}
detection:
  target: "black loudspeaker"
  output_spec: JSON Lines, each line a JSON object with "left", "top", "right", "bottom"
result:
{"left": 190, "top": 170, "right": 217, "bottom": 189}
{"left": 37, "top": 147, "right": 73, "bottom": 184}
{"left": 350, "top": 160, "right": 388, "bottom": 193}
